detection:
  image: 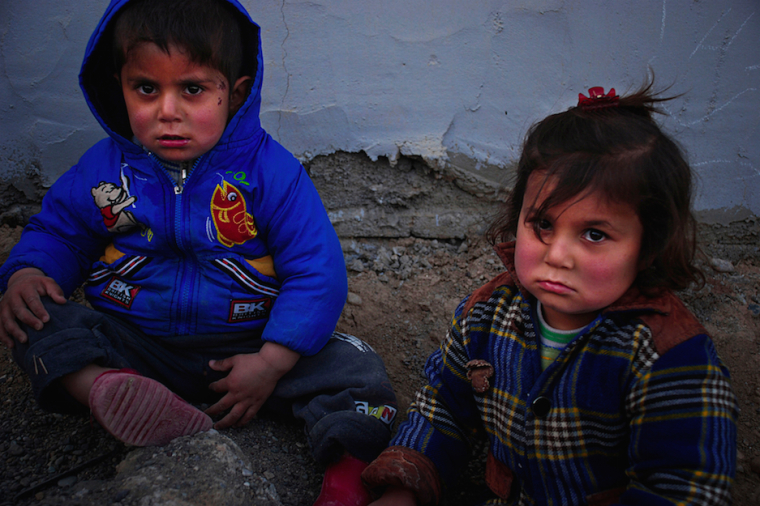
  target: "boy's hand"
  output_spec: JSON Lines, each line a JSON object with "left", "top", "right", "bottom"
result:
{"left": 206, "top": 342, "right": 300, "bottom": 429}
{"left": 0, "top": 267, "right": 66, "bottom": 348}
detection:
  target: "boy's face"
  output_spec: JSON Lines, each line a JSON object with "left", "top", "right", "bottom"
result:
{"left": 119, "top": 42, "right": 250, "bottom": 162}
{"left": 514, "top": 172, "right": 643, "bottom": 330}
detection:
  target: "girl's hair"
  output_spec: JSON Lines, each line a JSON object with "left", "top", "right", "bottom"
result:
{"left": 112, "top": 0, "right": 246, "bottom": 86}
{"left": 487, "top": 77, "right": 703, "bottom": 293}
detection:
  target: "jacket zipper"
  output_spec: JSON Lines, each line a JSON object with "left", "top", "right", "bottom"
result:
{"left": 148, "top": 153, "right": 203, "bottom": 335}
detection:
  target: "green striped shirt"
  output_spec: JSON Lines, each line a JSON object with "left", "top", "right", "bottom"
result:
{"left": 536, "top": 302, "right": 584, "bottom": 370}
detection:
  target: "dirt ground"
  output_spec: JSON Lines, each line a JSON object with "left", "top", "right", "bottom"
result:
{"left": 1, "top": 222, "right": 760, "bottom": 504}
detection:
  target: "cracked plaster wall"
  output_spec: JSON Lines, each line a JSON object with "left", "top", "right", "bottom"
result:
{"left": 1, "top": 0, "right": 758, "bottom": 223}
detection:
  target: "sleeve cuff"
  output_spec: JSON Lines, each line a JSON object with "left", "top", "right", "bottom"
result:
{"left": 361, "top": 446, "right": 442, "bottom": 506}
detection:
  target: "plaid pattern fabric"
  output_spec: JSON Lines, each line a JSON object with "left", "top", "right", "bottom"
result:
{"left": 392, "top": 278, "right": 738, "bottom": 505}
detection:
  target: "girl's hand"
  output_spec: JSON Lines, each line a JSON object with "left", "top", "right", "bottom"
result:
{"left": 206, "top": 342, "right": 300, "bottom": 428}
{"left": 368, "top": 487, "right": 417, "bottom": 506}
{"left": 0, "top": 267, "right": 66, "bottom": 348}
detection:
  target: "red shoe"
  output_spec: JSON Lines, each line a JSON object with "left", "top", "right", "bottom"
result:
{"left": 313, "top": 453, "right": 372, "bottom": 506}
{"left": 89, "top": 369, "right": 212, "bottom": 447}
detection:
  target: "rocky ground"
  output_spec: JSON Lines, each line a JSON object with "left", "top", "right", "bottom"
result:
{"left": 1, "top": 222, "right": 759, "bottom": 505}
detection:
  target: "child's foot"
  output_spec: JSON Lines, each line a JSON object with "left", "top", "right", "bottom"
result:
{"left": 313, "top": 453, "right": 372, "bottom": 506}
{"left": 89, "top": 370, "right": 212, "bottom": 446}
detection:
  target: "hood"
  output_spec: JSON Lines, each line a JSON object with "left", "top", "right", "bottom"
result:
{"left": 79, "top": 0, "right": 264, "bottom": 155}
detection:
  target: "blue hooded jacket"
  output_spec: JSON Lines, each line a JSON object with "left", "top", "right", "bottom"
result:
{"left": 0, "top": 0, "right": 348, "bottom": 356}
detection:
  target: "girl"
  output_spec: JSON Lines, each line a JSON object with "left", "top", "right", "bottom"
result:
{"left": 361, "top": 82, "right": 738, "bottom": 505}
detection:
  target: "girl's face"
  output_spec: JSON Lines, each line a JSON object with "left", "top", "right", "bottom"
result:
{"left": 514, "top": 173, "right": 643, "bottom": 330}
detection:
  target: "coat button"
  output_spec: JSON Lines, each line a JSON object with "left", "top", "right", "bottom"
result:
{"left": 532, "top": 396, "right": 551, "bottom": 418}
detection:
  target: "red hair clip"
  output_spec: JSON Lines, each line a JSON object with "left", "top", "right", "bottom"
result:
{"left": 578, "top": 86, "right": 619, "bottom": 110}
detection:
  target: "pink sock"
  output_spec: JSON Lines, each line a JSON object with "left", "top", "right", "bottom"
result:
{"left": 88, "top": 370, "right": 212, "bottom": 446}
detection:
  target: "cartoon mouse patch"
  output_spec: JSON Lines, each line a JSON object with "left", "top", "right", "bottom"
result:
{"left": 91, "top": 172, "right": 145, "bottom": 233}
{"left": 210, "top": 180, "right": 257, "bottom": 247}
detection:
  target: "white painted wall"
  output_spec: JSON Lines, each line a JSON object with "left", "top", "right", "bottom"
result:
{"left": 1, "top": 1, "right": 758, "bottom": 221}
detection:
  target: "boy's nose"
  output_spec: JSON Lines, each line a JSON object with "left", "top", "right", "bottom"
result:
{"left": 158, "top": 94, "right": 181, "bottom": 121}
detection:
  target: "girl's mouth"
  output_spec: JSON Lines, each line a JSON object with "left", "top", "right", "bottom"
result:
{"left": 538, "top": 280, "right": 574, "bottom": 295}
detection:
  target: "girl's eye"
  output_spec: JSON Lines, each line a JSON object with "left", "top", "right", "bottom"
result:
{"left": 583, "top": 229, "right": 607, "bottom": 243}
{"left": 138, "top": 84, "right": 155, "bottom": 95}
{"left": 529, "top": 218, "right": 552, "bottom": 238}
{"left": 186, "top": 85, "right": 203, "bottom": 95}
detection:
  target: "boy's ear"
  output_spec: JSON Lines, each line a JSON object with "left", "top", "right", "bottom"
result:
{"left": 229, "top": 76, "right": 252, "bottom": 114}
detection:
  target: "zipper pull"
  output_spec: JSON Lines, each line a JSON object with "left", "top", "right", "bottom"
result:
{"left": 175, "top": 167, "right": 188, "bottom": 195}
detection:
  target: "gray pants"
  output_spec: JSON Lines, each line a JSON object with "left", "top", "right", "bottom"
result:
{"left": 12, "top": 299, "right": 397, "bottom": 464}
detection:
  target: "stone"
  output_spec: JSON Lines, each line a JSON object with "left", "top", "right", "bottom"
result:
{"left": 57, "top": 476, "right": 78, "bottom": 488}
{"left": 108, "top": 431, "right": 268, "bottom": 505}
{"left": 710, "top": 257, "right": 734, "bottom": 273}
{"left": 347, "top": 292, "right": 363, "bottom": 306}
{"left": 750, "top": 456, "right": 760, "bottom": 476}
{"left": 8, "top": 441, "right": 24, "bottom": 456}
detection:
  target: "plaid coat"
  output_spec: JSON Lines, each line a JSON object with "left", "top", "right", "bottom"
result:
{"left": 363, "top": 242, "right": 737, "bottom": 505}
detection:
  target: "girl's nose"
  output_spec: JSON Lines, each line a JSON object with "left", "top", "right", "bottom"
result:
{"left": 544, "top": 236, "right": 574, "bottom": 269}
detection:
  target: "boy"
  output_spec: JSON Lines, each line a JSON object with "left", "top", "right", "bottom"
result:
{"left": 0, "top": 1, "right": 396, "bottom": 505}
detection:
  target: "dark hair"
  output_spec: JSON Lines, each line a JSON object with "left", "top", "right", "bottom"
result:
{"left": 487, "top": 77, "right": 703, "bottom": 293}
{"left": 112, "top": 0, "right": 245, "bottom": 86}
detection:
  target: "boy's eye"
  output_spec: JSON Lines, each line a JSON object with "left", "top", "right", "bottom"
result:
{"left": 583, "top": 229, "right": 607, "bottom": 242}
{"left": 537, "top": 219, "right": 552, "bottom": 231}
{"left": 138, "top": 84, "right": 155, "bottom": 95}
{"left": 186, "top": 85, "right": 203, "bottom": 95}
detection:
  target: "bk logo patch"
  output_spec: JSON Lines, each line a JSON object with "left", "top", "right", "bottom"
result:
{"left": 228, "top": 298, "right": 272, "bottom": 322}
{"left": 101, "top": 276, "right": 141, "bottom": 309}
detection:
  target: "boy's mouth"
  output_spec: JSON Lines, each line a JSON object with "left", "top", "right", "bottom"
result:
{"left": 157, "top": 135, "right": 190, "bottom": 148}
